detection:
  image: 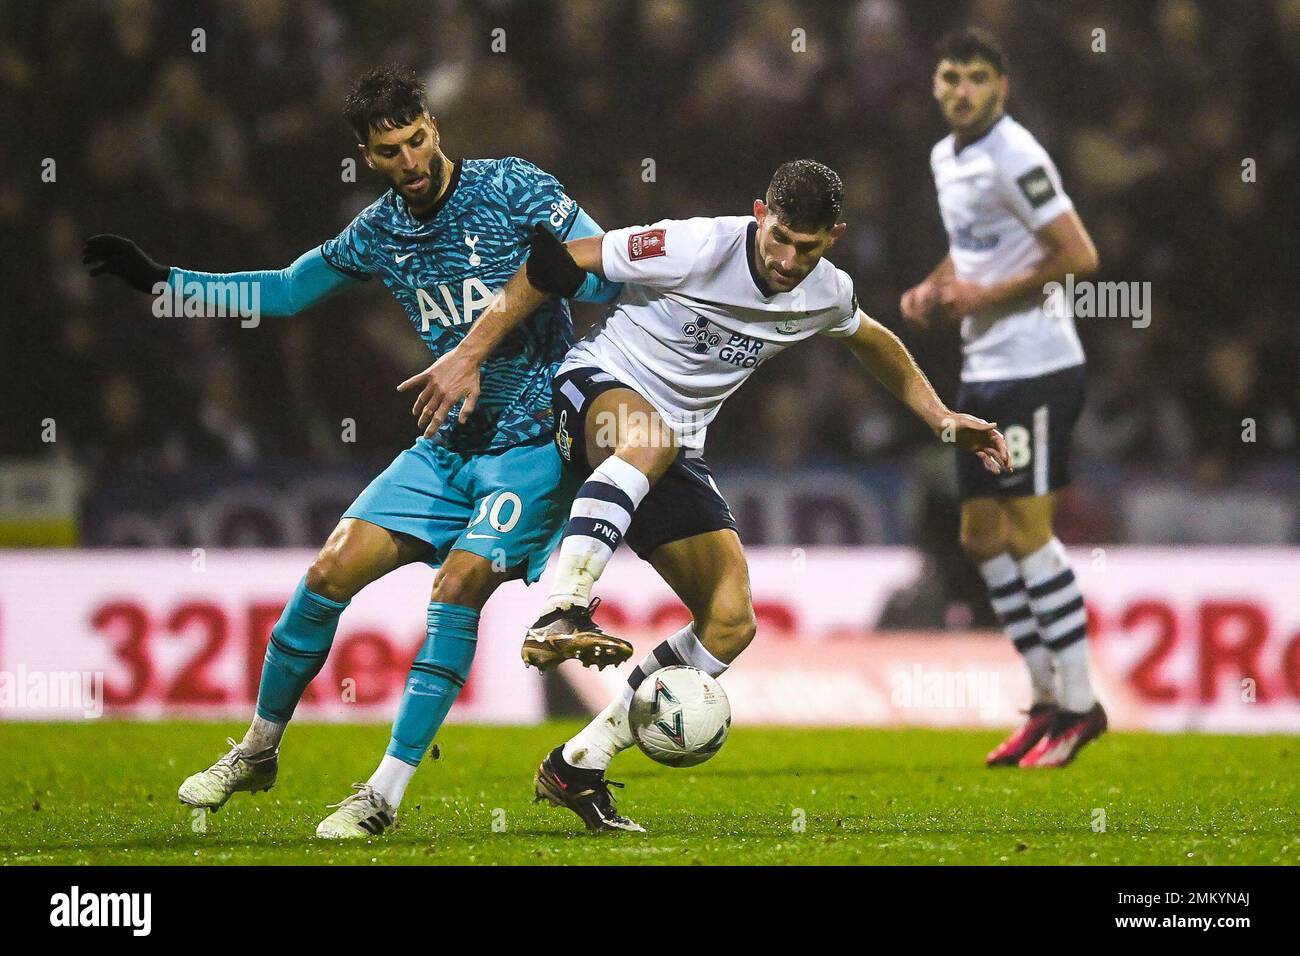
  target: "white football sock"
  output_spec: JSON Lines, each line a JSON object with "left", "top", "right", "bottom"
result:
{"left": 563, "top": 625, "right": 728, "bottom": 772}
{"left": 367, "top": 754, "right": 417, "bottom": 808}
{"left": 563, "top": 696, "right": 636, "bottom": 772}
{"left": 240, "top": 714, "right": 285, "bottom": 754}
{"left": 547, "top": 455, "right": 650, "bottom": 612}
{"left": 1050, "top": 639, "right": 1094, "bottom": 714}
{"left": 1018, "top": 538, "right": 1096, "bottom": 712}
{"left": 977, "top": 553, "right": 1056, "bottom": 707}
{"left": 668, "top": 626, "right": 729, "bottom": 676}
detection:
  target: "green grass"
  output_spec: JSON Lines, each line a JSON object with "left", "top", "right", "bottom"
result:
{"left": 0, "top": 721, "right": 1296, "bottom": 865}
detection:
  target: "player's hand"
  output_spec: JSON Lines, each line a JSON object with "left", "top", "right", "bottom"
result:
{"left": 936, "top": 277, "right": 989, "bottom": 320}
{"left": 940, "top": 413, "right": 1011, "bottom": 475}
{"left": 526, "top": 223, "right": 585, "bottom": 297}
{"left": 82, "top": 234, "right": 170, "bottom": 294}
{"left": 398, "top": 346, "right": 482, "bottom": 438}
{"left": 900, "top": 281, "right": 939, "bottom": 330}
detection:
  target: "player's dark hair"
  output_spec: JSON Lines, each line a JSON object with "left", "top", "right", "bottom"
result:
{"left": 935, "top": 27, "right": 1007, "bottom": 75}
{"left": 765, "top": 159, "right": 843, "bottom": 232}
{"left": 345, "top": 65, "right": 429, "bottom": 143}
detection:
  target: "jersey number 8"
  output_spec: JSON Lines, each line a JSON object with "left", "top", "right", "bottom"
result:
{"left": 1003, "top": 425, "right": 1033, "bottom": 471}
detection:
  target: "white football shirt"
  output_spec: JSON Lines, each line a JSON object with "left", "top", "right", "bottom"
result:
{"left": 931, "top": 114, "right": 1085, "bottom": 382}
{"left": 559, "top": 215, "right": 861, "bottom": 449}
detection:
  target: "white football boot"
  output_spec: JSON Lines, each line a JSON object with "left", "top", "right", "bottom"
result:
{"left": 178, "top": 737, "right": 278, "bottom": 811}
{"left": 315, "top": 784, "right": 397, "bottom": 839}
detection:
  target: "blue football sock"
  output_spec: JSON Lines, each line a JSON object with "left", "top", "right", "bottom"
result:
{"left": 387, "top": 602, "right": 480, "bottom": 766}
{"left": 255, "top": 576, "right": 349, "bottom": 724}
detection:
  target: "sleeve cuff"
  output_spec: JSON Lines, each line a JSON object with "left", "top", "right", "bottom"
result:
{"left": 319, "top": 245, "right": 371, "bottom": 281}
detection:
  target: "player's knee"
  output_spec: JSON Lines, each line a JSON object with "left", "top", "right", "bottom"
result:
{"left": 430, "top": 560, "right": 497, "bottom": 610}
{"left": 430, "top": 568, "right": 474, "bottom": 606}
{"left": 1006, "top": 522, "right": 1053, "bottom": 558}
{"left": 616, "top": 442, "right": 676, "bottom": 484}
{"left": 1003, "top": 501, "right": 1054, "bottom": 557}
{"left": 306, "top": 548, "right": 357, "bottom": 604}
{"left": 959, "top": 522, "right": 1006, "bottom": 562}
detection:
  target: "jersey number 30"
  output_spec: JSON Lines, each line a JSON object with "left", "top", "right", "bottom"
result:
{"left": 470, "top": 491, "right": 523, "bottom": 534}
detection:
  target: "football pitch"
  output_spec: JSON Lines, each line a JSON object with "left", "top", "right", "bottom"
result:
{"left": 1, "top": 721, "right": 1295, "bottom": 866}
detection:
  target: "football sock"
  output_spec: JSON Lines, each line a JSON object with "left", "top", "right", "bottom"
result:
{"left": 977, "top": 553, "right": 1056, "bottom": 707}
{"left": 240, "top": 714, "right": 285, "bottom": 755}
{"left": 255, "top": 575, "right": 349, "bottom": 724}
{"left": 562, "top": 696, "right": 636, "bottom": 773}
{"left": 547, "top": 455, "right": 650, "bottom": 612}
{"left": 367, "top": 754, "right": 417, "bottom": 809}
{"left": 1018, "top": 538, "right": 1096, "bottom": 712}
{"left": 563, "top": 625, "right": 727, "bottom": 772}
{"left": 384, "top": 602, "right": 479, "bottom": 777}
{"left": 664, "top": 623, "right": 730, "bottom": 676}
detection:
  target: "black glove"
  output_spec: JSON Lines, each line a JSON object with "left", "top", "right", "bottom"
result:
{"left": 82, "top": 234, "right": 170, "bottom": 293}
{"left": 525, "top": 223, "right": 586, "bottom": 298}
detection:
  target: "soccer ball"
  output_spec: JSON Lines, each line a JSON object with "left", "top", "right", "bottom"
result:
{"left": 628, "top": 666, "right": 731, "bottom": 767}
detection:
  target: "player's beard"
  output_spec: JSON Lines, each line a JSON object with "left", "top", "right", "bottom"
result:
{"left": 400, "top": 160, "right": 444, "bottom": 211}
{"left": 767, "top": 265, "right": 803, "bottom": 291}
{"left": 950, "top": 96, "right": 1001, "bottom": 139}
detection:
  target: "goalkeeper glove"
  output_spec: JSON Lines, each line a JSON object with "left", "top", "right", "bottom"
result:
{"left": 82, "top": 234, "right": 170, "bottom": 293}
{"left": 525, "top": 223, "right": 586, "bottom": 298}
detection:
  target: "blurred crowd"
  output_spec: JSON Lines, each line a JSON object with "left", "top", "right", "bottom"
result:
{"left": 6, "top": 0, "right": 1299, "bottom": 493}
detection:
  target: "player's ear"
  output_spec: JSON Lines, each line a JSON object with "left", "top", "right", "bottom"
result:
{"left": 358, "top": 143, "right": 375, "bottom": 171}
{"left": 828, "top": 222, "right": 847, "bottom": 245}
{"left": 753, "top": 199, "right": 767, "bottom": 223}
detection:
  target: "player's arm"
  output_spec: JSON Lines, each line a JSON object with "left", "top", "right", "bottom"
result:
{"left": 466, "top": 220, "right": 673, "bottom": 347}
{"left": 398, "top": 226, "right": 610, "bottom": 437}
{"left": 840, "top": 309, "right": 1011, "bottom": 474}
{"left": 82, "top": 235, "right": 360, "bottom": 316}
{"left": 937, "top": 209, "right": 1099, "bottom": 319}
{"left": 524, "top": 216, "right": 705, "bottom": 300}
{"left": 565, "top": 211, "right": 620, "bottom": 303}
{"left": 900, "top": 255, "right": 954, "bottom": 330}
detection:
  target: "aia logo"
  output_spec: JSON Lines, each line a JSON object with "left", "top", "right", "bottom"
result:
{"left": 415, "top": 278, "right": 496, "bottom": 330}
{"left": 629, "top": 228, "right": 666, "bottom": 260}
